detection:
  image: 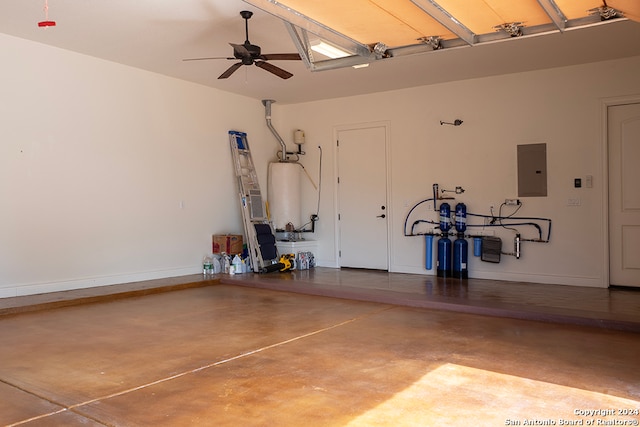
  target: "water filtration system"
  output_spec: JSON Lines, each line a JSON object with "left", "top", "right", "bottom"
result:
{"left": 434, "top": 201, "right": 469, "bottom": 278}
{"left": 405, "top": 183, "right": 552, "bottom": 278}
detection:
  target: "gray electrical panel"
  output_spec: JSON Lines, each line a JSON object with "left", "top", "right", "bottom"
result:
{"left": 517, "top": 143, "right": 547, "bottom": 197}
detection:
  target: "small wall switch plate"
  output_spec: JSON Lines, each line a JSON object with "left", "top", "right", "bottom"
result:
{"left": 567, "top": 198, "right": 581, "bottom": 206}
{"left": 574, "top": 178, "right": 582, "bottom": 188}
{"left": 586, "top": 175, "right": 593, "bottom": 188}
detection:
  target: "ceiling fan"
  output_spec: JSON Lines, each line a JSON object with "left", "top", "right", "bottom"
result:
{"left": 183, "top": 11, "right": 301, "bottom": 80}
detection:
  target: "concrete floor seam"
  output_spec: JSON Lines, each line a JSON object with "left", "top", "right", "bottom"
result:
{"left": 7, "top": 408, "right": 69, "bottom": 427}
{"left": 0, "top": 377, "right": 73, "bottom": 426}
{"left": 56, "top": 307, "right": 393, "bottom": 418}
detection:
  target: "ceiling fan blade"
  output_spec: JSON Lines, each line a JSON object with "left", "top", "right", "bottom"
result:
{"left": 260, "top": 53, "right": 301, "bottom": 61}
{"left": 230, "top": 43, "right": 251, "bottom": 57}
{"left": 183, "top": 57, "right": 234, "bottom": 61}
{"left": 218, "top": 62, "right": 243, "bottom": 79}
{"left": 255, "top": 61, "right": 293, "bottom": 79}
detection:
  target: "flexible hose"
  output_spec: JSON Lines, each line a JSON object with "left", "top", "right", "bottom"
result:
{"left": 403, "top": 198, "right": 435, "bottom": 236}
{"left": 467, "top": 212, "right": 551, "bottom": 241}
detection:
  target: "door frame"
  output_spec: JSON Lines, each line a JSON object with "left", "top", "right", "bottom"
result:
{"left": 601, "top": 94, "right": 640, "bottom": 287}
{"left": 333, "top": 121, "right": 392, "bottom": 270}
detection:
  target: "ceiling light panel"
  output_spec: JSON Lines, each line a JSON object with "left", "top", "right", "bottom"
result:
{"left": 276, "top": 0, "right": 456, "bottom": 48}
{"left": 310, "top": 40, "right": 352, "bottom": 59}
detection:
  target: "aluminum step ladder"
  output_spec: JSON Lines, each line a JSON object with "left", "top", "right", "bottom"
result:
{"left": 229, "top": 130, "right": 281, "bottom": 273}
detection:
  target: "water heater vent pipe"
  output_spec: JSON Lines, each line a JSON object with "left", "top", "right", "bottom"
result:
{"left": 262, "top": 99, "right": 287, "bottom": 161}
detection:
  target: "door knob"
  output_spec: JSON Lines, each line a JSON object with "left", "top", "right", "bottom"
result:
{"left": 376, "top": 214, "right": 386, "bottom": 218}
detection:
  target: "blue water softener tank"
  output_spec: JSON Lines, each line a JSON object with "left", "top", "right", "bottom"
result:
{"left": 454, "top": 203, "right": 467, "bottom": 234}
{"left": 453, "top": 203, "right": 469, "bottom": 279}
{"left": 437, "top": 203, "right": 452, "bottom": 277}
{"left": 439, "top": 202, "right": 451, "bottom": 233}
{"left": 437, "top": 236, "right": 452, "bottom": 277}
{"left": 453, "top": 237, "right": 468, "bottom": 279}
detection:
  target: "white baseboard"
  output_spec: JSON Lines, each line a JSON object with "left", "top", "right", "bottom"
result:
{"left": 0, "top": 267, "right": 200, "bottom": 299}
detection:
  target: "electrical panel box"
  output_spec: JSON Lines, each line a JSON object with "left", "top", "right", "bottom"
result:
{"left": 517, "top": 143, "right": 547, "bottom": 197}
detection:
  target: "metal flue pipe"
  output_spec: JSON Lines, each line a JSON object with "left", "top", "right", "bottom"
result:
{"left": 262, "top": 99, "right": 287, "bottom": 161}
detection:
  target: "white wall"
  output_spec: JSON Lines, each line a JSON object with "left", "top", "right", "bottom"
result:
{"left": 0, "top": 34, "right": 275, "bottom": 297}
{"left": 3, "top": 32, "right": 639, "bottom": 297}
{"left": 279, "top": 55, "right": 640, "bottom": 287}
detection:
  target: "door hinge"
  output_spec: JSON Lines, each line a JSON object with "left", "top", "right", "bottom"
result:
{"left": 339, "top": 250, "right": 341, "bottom": 257}
{"left": 338, "top": 213, "right": 341, "bottom": 220}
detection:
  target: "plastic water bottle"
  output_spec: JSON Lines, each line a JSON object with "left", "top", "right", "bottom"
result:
{"left": 212, "top": 255, "right": 222, "bottom": 274}
{"left": 222, "top": 253, "right": 230, "bottom": 274}
{"left": 232, "top": 255, "right": 243, "bottom": 274}
{"left": 203, "top": 255, "right": 213, "bottom": 276}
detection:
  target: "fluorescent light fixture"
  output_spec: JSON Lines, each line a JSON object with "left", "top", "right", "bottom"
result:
{"left": 352, "top": 63, "right": 370, "bottom": 69}
{"left": 310, "top": 40, "right": 352, "bottom": 59}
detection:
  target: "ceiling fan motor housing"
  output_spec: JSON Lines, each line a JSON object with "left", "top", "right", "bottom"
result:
{"left": 237, "top": 43, "right": 262, "bottom": 63}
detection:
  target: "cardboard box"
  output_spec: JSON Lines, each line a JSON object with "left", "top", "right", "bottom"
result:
{"left": 213, "top": 234, "right": 243, "bottom": 255}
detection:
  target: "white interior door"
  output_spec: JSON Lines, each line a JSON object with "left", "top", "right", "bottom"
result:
{"left": 608, "top": 102, "right": 640, "bottom": 287}
{"left": 336, "top": 124, "right": 388, "bottom": 270}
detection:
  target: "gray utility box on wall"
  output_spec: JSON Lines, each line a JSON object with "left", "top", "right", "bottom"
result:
{"left": 481, "top": 236, "right": 502, "bottom": 263}
{"left": 517, "top": 143, "right": 547, "bottom": 197}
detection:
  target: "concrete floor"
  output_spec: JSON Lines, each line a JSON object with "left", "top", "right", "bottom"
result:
{"left": 1, "top": 270, "right": 639, "bottom": 426}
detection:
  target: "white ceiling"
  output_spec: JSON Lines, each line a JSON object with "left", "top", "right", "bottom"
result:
{"left": 2, "top": 0, "right": 640, "bottom": 104}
